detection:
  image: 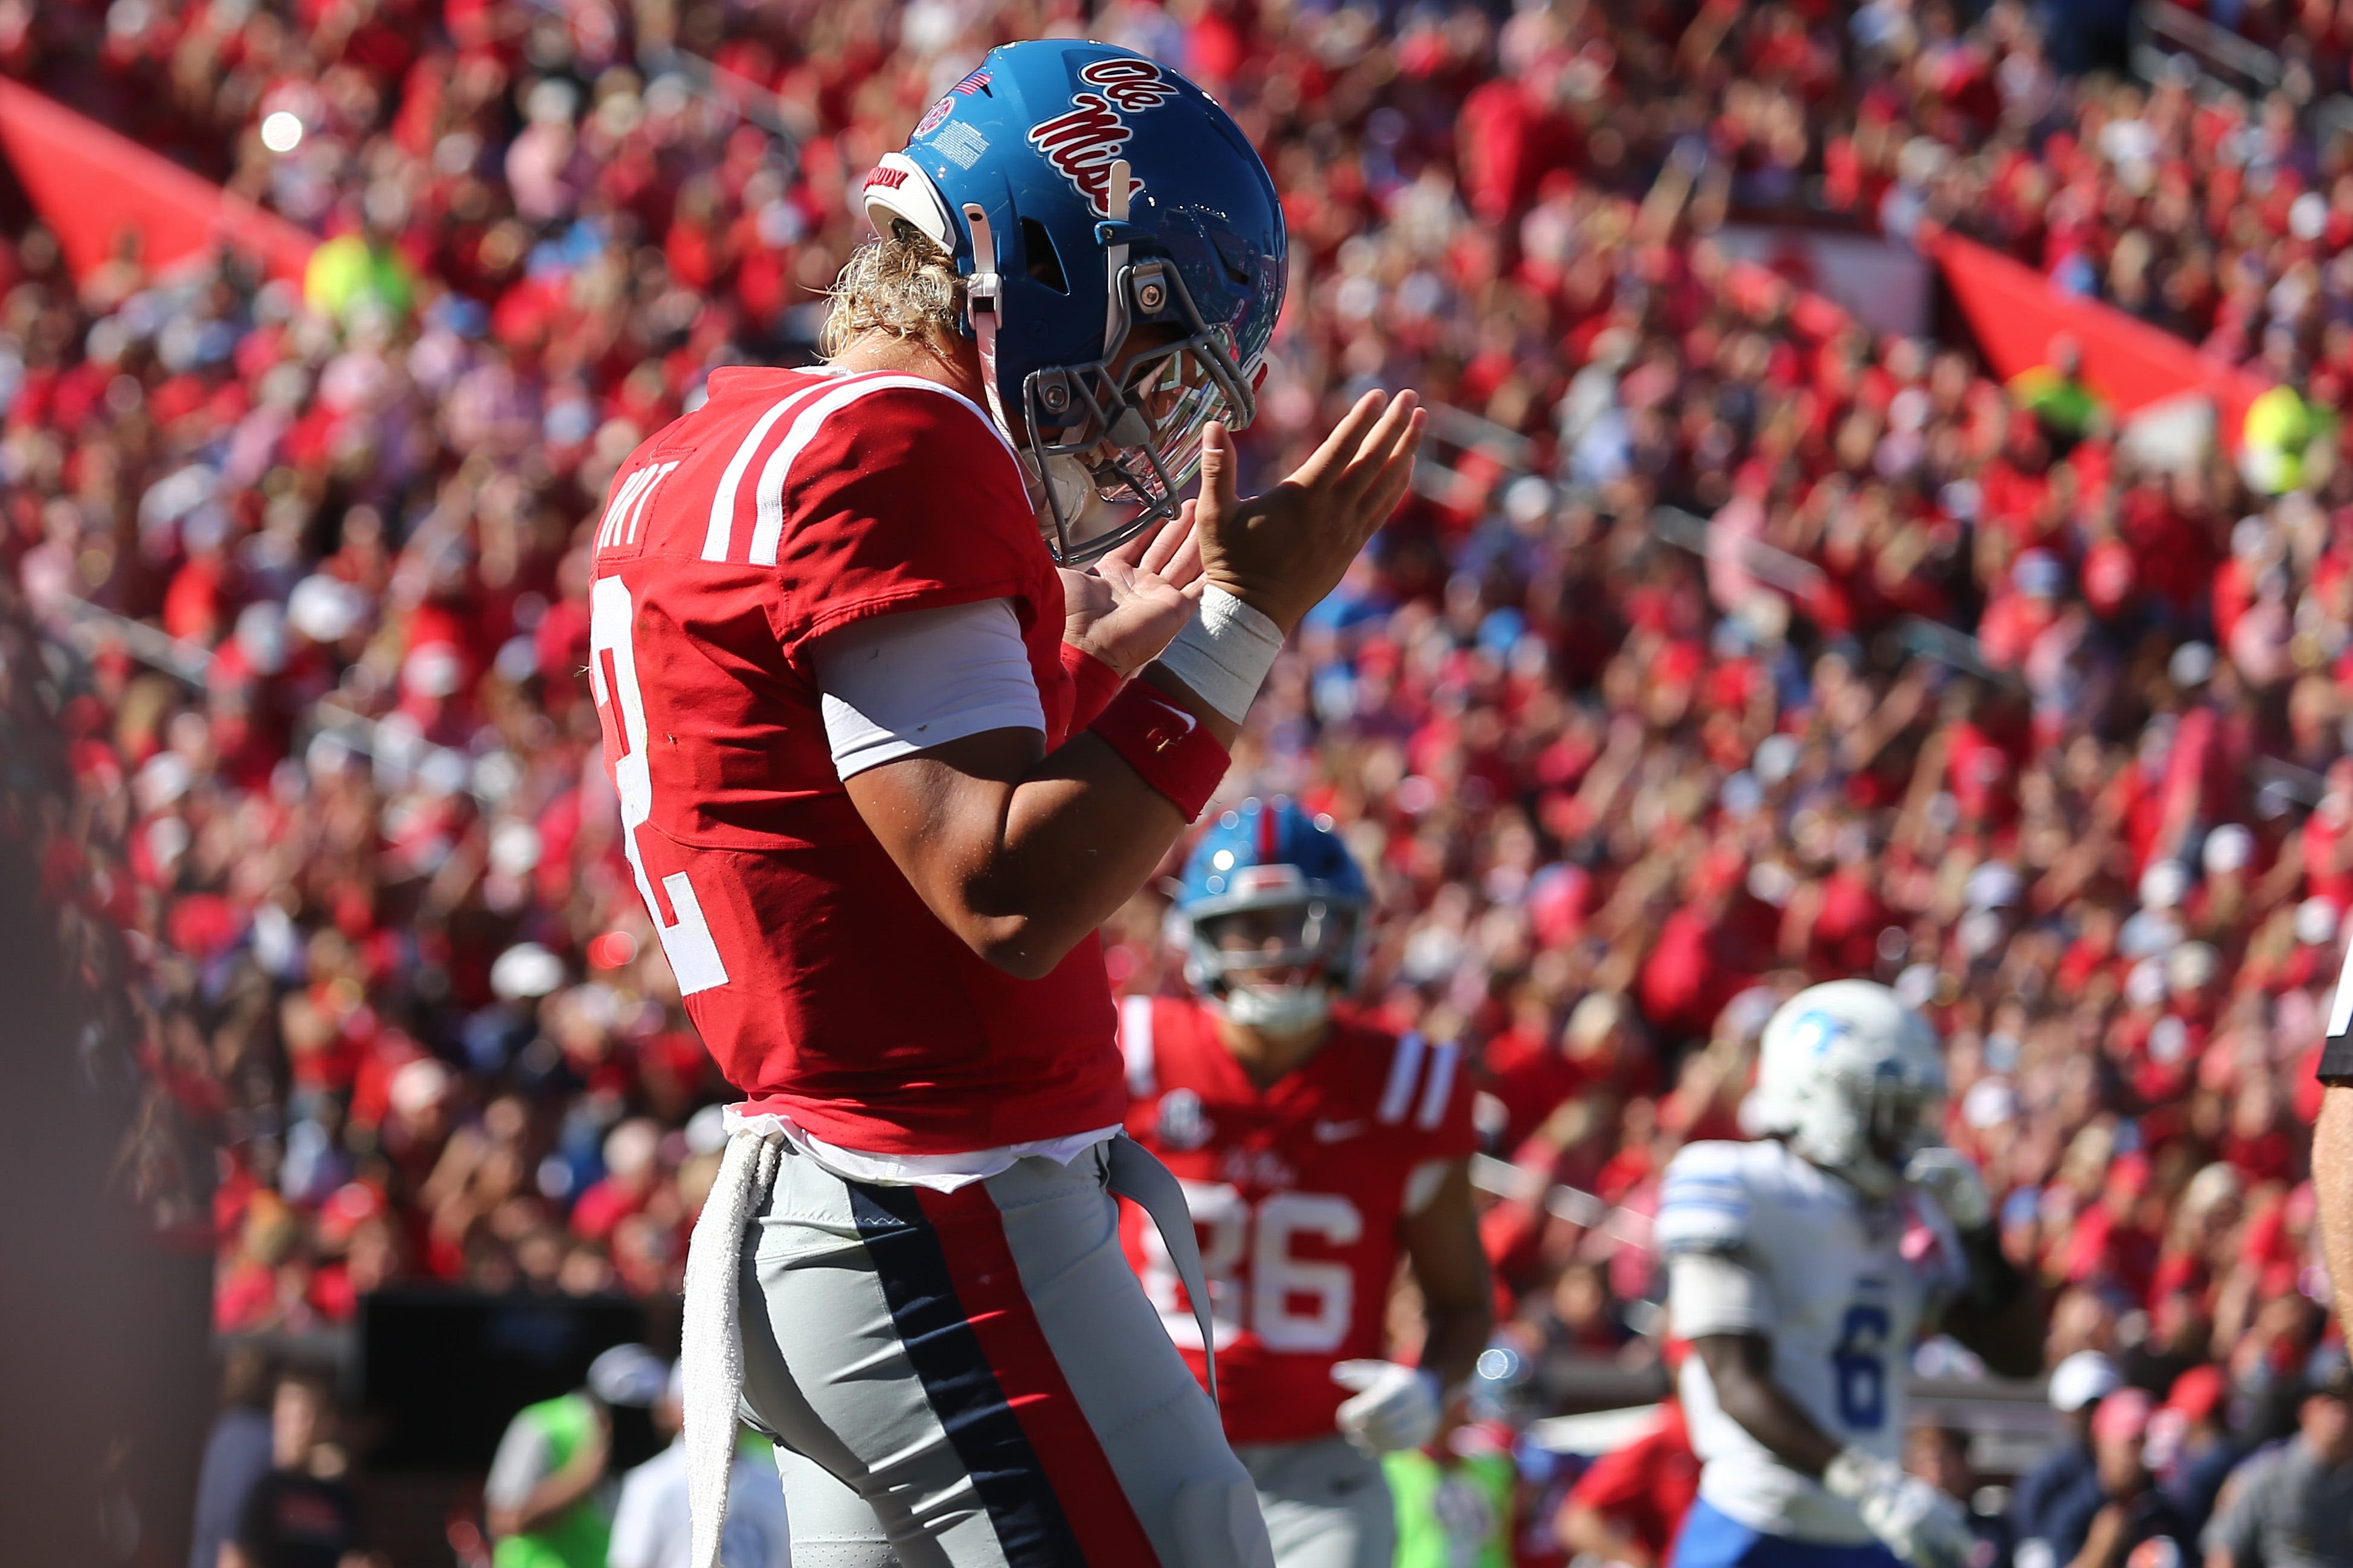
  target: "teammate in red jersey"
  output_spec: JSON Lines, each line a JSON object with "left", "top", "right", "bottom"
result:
{"left": 1120, "top": 799, "right": 1495, "bottom": 1568}
{"left": 588, "top": 40, "right": 1425, "bottom": 1568}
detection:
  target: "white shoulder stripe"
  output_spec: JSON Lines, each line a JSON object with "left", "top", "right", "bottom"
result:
{"left": 596, "top": 465, "right": 656, "bottom": 551}
{"left": 746, "top": 375, "right": 1028, "bottom": 567}
{"left": 1415, "top": 1040, "right": 1460, "bottom": 1129}
{"left": 1377, "top": 1032, "right": 1425, "bottom": 1124}
{"left": 1118, "top": 994, "right": 1157, "bottom": 1098}
{"left": 702, "top": 385, "right": 832, "bottom": 561}
{"left": 623, "top": 461, "right": 678, "bottom": 544}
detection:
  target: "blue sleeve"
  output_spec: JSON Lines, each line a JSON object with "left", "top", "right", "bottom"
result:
{"left": 1656, "top": 1143, "right": 1754, "bottom": 1256}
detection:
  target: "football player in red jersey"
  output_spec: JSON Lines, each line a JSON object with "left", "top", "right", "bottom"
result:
{"left": 1120, "top": 799, "right": 1495, "bottom": 1568}
{"left": 593, "top": 40, "right": 1425, "bottom": 1568}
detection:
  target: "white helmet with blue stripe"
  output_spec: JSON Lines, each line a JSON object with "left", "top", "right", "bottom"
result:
{"left": 1749, "top": 980, "right": 1947, "bottom": 1198}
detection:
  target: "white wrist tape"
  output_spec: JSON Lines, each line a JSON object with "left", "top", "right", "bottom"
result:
{"left": 1154, "top": 585, "right": 1283, "bottom": 724}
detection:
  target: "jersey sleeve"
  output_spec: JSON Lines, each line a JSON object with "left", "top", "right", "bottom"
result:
{"left": 764, "top": 383, "right": 1043, "bottom": 663}
{"left": 1410, "top": 1037, "right": 1479, "bottom": 1160}
{"left": 1667, "top": 1250, "right": 1772, "bottom": 1339}
{"left": 813, "top": 597, "right": 1045, "bottom": 777}
{"left": 1655, "top": 1142, "right": 1755, "bottom": 1256}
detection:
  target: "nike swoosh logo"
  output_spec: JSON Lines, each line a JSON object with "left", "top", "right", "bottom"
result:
{"left": 1313, "top": 1119, "right": 1366, "bottom": 1143}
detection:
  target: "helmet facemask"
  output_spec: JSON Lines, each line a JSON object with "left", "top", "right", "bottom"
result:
{"left": 1184, "top": 893, "right": 1363, "bottom": 1034}
{"left": 1018, "top": 253, "right": 1260, "bottom": 564}
{"left": 1791, "top": 1062, "right": 1946, "bottom": 1199}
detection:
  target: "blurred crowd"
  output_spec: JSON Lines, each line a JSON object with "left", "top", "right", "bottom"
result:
{"left": 1811, "top": 0, "right": 2353, "bottom": 388}
{"left": 5, "top": 0, "right": 2353, "bottom": 1563}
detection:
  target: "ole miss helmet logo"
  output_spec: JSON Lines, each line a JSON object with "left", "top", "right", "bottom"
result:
{"left": 1027, "top": 58, "right": 1179, "bottom": 216}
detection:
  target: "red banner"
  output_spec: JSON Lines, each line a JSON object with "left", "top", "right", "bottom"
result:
{"left": 1923, "top": 225, "right": 2268, "bottom": 451}
{"left": 0, "top": 77, "right": 315, "bottom": 285}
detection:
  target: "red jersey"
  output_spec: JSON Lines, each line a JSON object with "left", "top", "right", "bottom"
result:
{"left": 587, "top": 365, "right": 1124, "bottom": 1154}
{"left": 1563, "top": 1400, "right": 1699, "bottom": 1560}
{"left": 1115, "top": 995, "right": 1479, "bottom": 1445}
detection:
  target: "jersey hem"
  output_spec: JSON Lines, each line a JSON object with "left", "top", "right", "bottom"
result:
{"left": 737, "top": 1079, "right": 1129, "bottom": 1157}
{"left": 1694, "top": 1483, "right": 1877, "bottom": 1546}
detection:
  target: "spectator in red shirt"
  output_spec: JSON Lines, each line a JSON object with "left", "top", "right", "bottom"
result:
{"left": 1556, "top": 1396, "right": 1701, "bottom": 1568}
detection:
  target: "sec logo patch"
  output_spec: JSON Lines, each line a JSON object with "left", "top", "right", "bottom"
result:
{"left": 1156, "top": 1087, "right": 1213, "bottom": 1150}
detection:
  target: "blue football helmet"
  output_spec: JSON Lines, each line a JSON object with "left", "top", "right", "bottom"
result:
{"left": 1174, "top": 798, "right": 1371, "bottom": 1030}
{"left": 861, "top": 41, "right": 1287, "bottom": 564}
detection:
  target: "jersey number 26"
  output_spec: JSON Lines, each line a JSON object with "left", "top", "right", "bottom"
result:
{"left": 1140, "top": 1182, "right": 1363, "bottom": 1356}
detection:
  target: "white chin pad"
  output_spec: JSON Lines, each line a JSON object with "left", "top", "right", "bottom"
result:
{"left": 1032, "top": 452, "right": 1144, "bottom": 559}
{"left": 861, "top": 153, "right": 954, "bottom": 247}
{"left": 1218, "top": 985, "right": 1331, "bottom": 1032}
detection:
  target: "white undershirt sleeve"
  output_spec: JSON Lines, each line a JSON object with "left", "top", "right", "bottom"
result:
{"left": 812, "top": 597, "right": 1044, "bottom": 780}
{"left": 1667, "top": 1250, "right": 1774, "bottom": 1339}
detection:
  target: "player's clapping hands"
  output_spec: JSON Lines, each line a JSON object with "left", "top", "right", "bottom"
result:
{"left": 1194, "top": 389, "right": 1426, "bottom": 634}
{"left": 1058, "top": 510, "right": 1207, "bottom": 675}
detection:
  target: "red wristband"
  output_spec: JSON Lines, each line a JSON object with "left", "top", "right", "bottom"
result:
{"left": 1060, "top": 641, "right": 1124, "bottom": 731}
{"left": 1090, "top": 681, "right": 1229, "bottom": 821}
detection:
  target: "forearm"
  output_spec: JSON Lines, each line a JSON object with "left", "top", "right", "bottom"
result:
{"left": 961, "top": 733, "right": 1199, "bottom": 972}
{"left": 2317, "top": 1086, "right": 2353, "bottom": 1340}
{"left": 1697, "top": 1337, "right": 1843, "bottom": 1479}
{"left": 849, "top": 665, "right": 1240, "bottom": 979}
{"left": 1419, "top": 1297, "right": 1495, "bottom": 1394}
{"left": 1722, "top": 1371, "right": 1845, "bottom": 1478}
{"left": 1944, "top": 1224, "right": 2043, "bottom": 1378}
{"left": 1405, "top": 1165, "right": 1495, "bottom": 1393}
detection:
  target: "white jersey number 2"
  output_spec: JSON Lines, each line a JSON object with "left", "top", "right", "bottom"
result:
{"left": 589, "top": 576, "right": 730, "bottom": 995}
{"left": 1141, "top": 1182, "right": 1364, "bottom": 1354}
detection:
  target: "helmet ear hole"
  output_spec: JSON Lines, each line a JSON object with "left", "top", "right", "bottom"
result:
{"left": 1020, "top": 217, "right": 1068, "bottom": 294}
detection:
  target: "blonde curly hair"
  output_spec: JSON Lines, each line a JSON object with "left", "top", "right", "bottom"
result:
{"left": 819, "top": 220, "right": 967, "bottom": 359}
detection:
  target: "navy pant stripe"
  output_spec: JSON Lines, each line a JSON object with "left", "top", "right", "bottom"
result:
{"left": 846, "top": 1180, "right": 1088, "bottom": 1568}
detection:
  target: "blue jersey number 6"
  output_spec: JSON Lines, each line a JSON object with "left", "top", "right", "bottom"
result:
{"left": 1832, "top": 1304, "right": 1892, "bottom": 1430}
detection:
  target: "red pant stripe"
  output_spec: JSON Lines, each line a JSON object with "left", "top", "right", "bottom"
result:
{"left": 916, "top": 1183, "right": 1166, "bottom": 1567}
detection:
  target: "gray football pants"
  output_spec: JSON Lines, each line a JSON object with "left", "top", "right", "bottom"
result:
{"left": 732, "top": 1136, "right": 1276, "bottom": 1568}
{"left": 1235, "top": 1436, "right": 1396, "bottom": 1568}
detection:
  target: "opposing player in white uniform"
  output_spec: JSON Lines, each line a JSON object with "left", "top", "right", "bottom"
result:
{"left": 1660, "top": 981, "right": 2043, "bottom": 1568}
